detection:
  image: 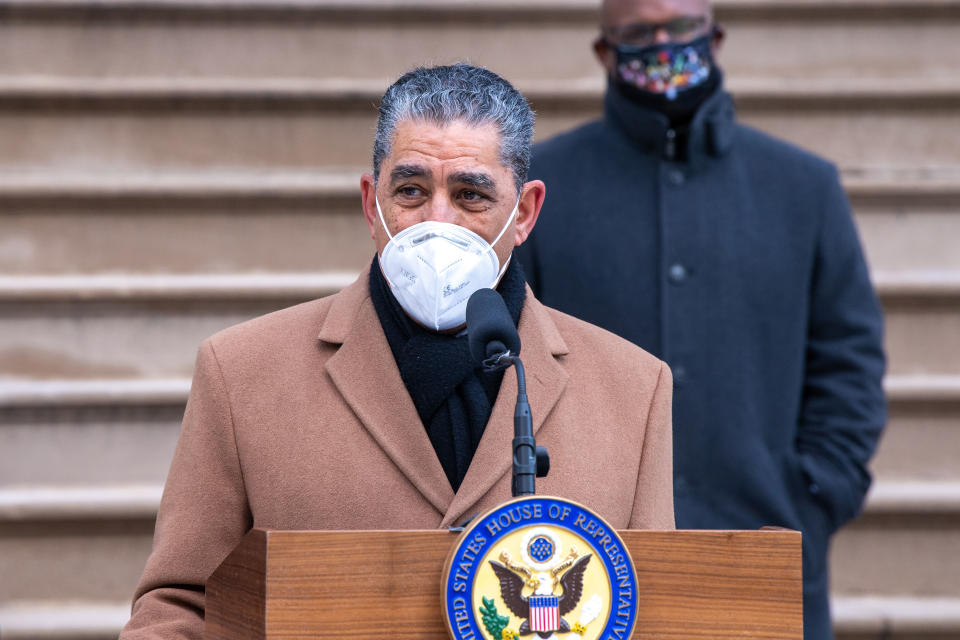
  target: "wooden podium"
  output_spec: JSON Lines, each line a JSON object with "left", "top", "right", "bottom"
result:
{"left": 206, "top": 528, "right": 802, "bottom": 639}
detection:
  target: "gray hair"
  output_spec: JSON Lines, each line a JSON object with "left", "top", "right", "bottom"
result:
{"left": 373, "top": 63, "right": 535, "bottom": 194}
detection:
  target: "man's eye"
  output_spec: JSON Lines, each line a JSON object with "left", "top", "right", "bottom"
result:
{"left": 459, "top": 189, "right": 493, "bottom": 204}
{"left": 397, "top": 186, "right": 424, "bottom": 197}
{"left": 623, "top": 25, "right": 654, "bottom": 41}
{"left": 667, "top": 16, "right": 706, "bottom": 36}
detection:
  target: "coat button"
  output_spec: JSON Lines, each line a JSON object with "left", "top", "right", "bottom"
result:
{"left": 668, "top": 263, "right": 687, "bottom": 283}
{"left": 673, "top": 364, "right": 687, "bottom": 384}
{"left": 668, "top": 169, "right": 685, "bottom": 185}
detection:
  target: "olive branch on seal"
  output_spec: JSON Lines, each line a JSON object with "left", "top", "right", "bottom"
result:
{"left": 479, "top": 596, "right": 511, "bottom": 639}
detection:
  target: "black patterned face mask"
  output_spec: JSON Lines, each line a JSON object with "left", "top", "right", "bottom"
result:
{"left": 611, "top": 33, "right": 714, "bottom": 101}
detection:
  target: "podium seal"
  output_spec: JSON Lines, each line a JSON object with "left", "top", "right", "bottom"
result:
{"left": 442, "top": 496, "right": 638, "bottom": 640}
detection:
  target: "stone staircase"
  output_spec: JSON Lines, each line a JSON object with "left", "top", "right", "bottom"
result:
{"left": 1, "top": 1, "right": 958, "bottom": 638}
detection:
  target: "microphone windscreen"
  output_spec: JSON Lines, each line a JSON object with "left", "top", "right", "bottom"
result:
{"left": 466, "top": 288, "right": 521, "bottom": 365}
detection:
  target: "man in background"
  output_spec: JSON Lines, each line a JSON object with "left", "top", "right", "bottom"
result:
{"left": 516, "top": 0, "right": 886, "bottom": 637}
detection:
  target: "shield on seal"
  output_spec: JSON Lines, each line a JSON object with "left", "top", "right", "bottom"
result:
{"left": 529, "top": 595, "right": 560, "bottom": 632}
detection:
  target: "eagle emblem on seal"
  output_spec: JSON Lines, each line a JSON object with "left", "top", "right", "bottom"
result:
{"left": 489, "top": 544, "right": 591, "bottom": 638}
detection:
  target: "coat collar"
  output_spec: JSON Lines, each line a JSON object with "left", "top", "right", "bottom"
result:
{"left": 603, "top": 75, "right": 736, "bottom": 171}
{"left": 318, "top": 264, "right": 569, "bottom": 527}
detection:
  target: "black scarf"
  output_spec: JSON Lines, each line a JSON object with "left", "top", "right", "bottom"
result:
{"left": 369, "top": 255, "right": 527, "bottom": 492}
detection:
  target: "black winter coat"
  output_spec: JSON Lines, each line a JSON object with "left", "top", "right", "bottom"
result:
{"left": 516, "top": 82, "right": 887, "bottom": 640}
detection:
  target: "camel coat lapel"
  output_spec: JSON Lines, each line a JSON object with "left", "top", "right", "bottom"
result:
{"left": 320, "top": 271, "right": 455, "bottom": 516}
{"left": 319, "top": 269, "right": 571, "bottom": 528}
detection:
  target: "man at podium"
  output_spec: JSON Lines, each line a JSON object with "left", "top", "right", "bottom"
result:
{"left": 120, "top": 64, "right": 675, "bottom": 638}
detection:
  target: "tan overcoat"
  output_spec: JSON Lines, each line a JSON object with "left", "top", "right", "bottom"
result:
{"left": 121, "top": 268, "right": 674, "bottom": 638}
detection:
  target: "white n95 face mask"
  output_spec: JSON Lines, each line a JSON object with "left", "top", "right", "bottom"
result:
{"left": 376, "top": 196, "right": 517, "bottom": 331}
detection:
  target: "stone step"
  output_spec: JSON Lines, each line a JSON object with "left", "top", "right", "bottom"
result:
{"left": 883, "top": 290, "right": 960, "bottom": 377}
{"left": 859, "top": 482, "right": 960, "bottom": 515}
{"left": 1, "top": 375, "right": 956, "bottom": 488}
{"left": 2, "top": 604, "right": 959, "bottom": 640}
{"left": 1, "top": 79, "right": 958, "bottom": 172}
{"left": 848, "top": 169, "right": 960, "bottom": 275}
{"left": 0, "top": 512, "right": 155, "bottom": 606}
{"left": 2, "top": 479, "right": 955, "bottom": 524}
{"left": 0, "top": 602, "right": 131, "bottom": 640}
{"left": 0, "top": 403, "right": 182, "bottom": 487}
{"left": 0, "top": 172, "right": 374, "bottom": 277}
{"left": 2, "top": 598, "right": 959, "bottom": 640}
{"left": 0, "top": 482, "right": 955, "bottom": 613}
{"left": 873, "top": 396, "right": 960, "bottom": 482}
{"left": 835, "top": 597, "right": 960, "bottom": 640}
{"left": 0, "top": 296, "right": 308, "bottom": 379}
{"left": 0, "top": 0, "right": 956, "bottom": 84}
{"left": 831, "top": 506, "right": 960, "bottom": 599}
{"left": 0, "top": 486, "right": 161, "bottom": 522}
{"left": 2, "top": 168, "right": 959, "bottom": 276}
{"left": 3, "top": 374, "right": 956, "bottom": 408}
{"left": 0, "top": 274, "right": 957, "bottom": 379}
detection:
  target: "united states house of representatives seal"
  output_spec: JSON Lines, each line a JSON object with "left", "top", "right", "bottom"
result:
{"left": 442, "top": 496, "right": 638, "bottom": 640}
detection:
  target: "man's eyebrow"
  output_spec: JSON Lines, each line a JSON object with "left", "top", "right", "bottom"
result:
{"left": 390, "top": 164, "right": 429, "bottom": 183}
{"left": 448, "top": 171, "right": 496, "bottom": 192}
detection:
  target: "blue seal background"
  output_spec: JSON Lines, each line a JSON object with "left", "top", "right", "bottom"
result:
{"left": 528, "top": 535, "right": 555, "bottom": 563}
{"left": 444, "top": 496, "right": 638, "bottom": 640}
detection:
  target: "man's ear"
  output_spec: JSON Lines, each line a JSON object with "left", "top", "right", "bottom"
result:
{"left": 514, "top": 179, "right": 546, "bottom": 246}
{"left": 711, "top": 23, "right": 726, "bottom": 56}
{"left": 593, "top": 36, "right": 616, "bottom": 73}
{"left": 360, "top": 173, "right": 379, "bottom": 240}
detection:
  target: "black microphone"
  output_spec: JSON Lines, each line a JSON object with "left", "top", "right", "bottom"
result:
{"left": 466, "top": 288, "right": 521, "bottom": 368}
{"left": 466, "top": 289, "right": 549, "bottom": 497}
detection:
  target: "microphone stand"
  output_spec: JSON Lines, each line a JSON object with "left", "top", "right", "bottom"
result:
{"left": 483, "top": 351, "right": 549, "bottom": 497}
